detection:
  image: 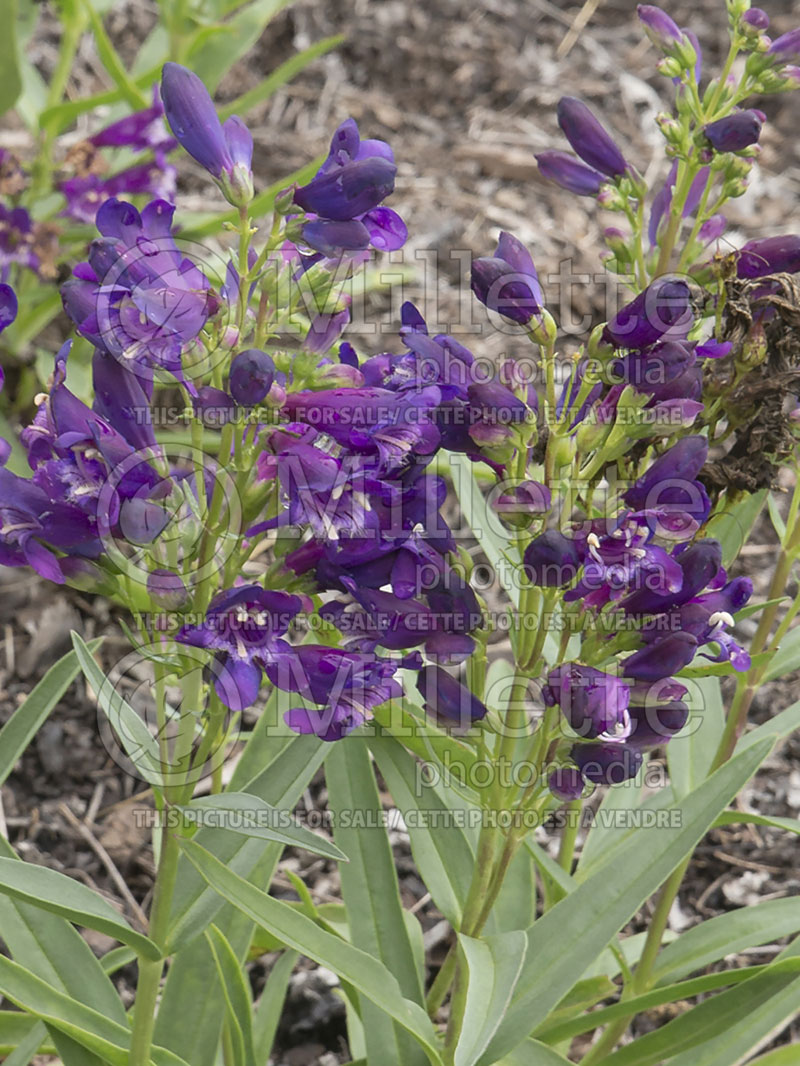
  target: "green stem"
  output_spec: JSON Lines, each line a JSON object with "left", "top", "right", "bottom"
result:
{"left": 128, "top": 822, "right": 183, "bottom": 1066}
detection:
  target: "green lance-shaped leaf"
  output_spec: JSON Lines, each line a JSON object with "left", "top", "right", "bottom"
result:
{"left": 0, "top": 856, "right": 161, "bottom": 960}
{"left": 475, "top": 738, "right": 775, "bottom": 1064}
{"left": 454, "top": 932, "right": 528, "bottom": 1066}
{"left": 179, "top": 837, "right": 443, "bottom": 1065}
{"left": 205, "top": 925, "right": 256, "bottom": 1066}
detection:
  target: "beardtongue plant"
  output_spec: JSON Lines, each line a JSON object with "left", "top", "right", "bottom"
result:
{"left": 3, "top": 3, "right": 800, "bottom": 1066}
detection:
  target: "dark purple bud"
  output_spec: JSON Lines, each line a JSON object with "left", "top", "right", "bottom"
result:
{"left": 623, "top": 435, "right": 708, "bottom": 510}
{"left": 229, "top": 349, "right": 276, "bottom": 406}
{"left": 703, "top": 110, "right": 763, "bottom": 153}
{"left": 768, "top": 28, "right": 800, "bottom": 64}
{"left": 637, "top": 5, "right": 683, "bottom": 49}
{"left": 572, "top": 742, "right": 643, "bottom": 785}
{"left": 736, "top": 236, "right": 800, "bottom": 278}
{"left": 416, "top": 665, "right": 488, "bottom": 726}
{"left": 193, "top": 386, "right": 235, "bottom": 427}
{"left": 147, "top": 568, "right": 189, "bottom": 610}
{"left": 603, "top": 277, "right": 693, "bottom": 349}
{"left": 742, "top": 8, "right": 769, "bottom": 32}
{"left": 548, "top": 767, "right": 585, "bottom": 801}
{"left": 546, "top": 664, "right": 631, "bottom": 740}
{"left": 557, "top": 97, "right": 628, "bottom": 179}
{"left": 523, "top": 530, "right": 581, "bottom": 587}
{"left": 627, "top": 700, "right": 689, "bottom": 747}
{"left": 535, "top": 151, "right": 606, "bottom": 196}
{"left": 161, "top": 64, "right": 253, "bottom": 203}
{"left": 0, "top": 284, "right": 17, "bottom": 333}
{"left": 623, "top": 631, "right": 699, "bottom": 680}
{"left": 471, "top": 232, "right": 543, "bottom": 325}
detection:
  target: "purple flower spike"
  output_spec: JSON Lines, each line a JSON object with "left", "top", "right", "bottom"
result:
{"left": 603, "top": 277, "right": 693, "bottom": 349}
{"left": 548, "top": 767, "right": 585, "bottom": 801}
{"left": 0, "top": 284, "right": 17, "bottom": 334}
{"left": 637, "top": 5, "right": 683, "bottom": 49}
{"left": 161, "top": 63, "right": 253, "bottom": 205}
{"left": 229, "top": 349, "right": 276, "bottom": 406}
{"left": 471, "top": 231, "right": 543, "bottom": 325}
{"left": 523, "top": 530, "right": 582, "bottom": 587}
{"left": 572, "top": 742, "right": 643, "bottom": 785}
{"left": 546, "top": 664, "right": 631, "bottom": 740}
{"left": 535, "top": 151, "right": 606, "bottom": 196}
{"left": 736, "top": 235, "right": 800, "bottom": 278}
{"left": 557, "top": 97, "right": 628, "bottom": 179}
{"left": 416, "top": 665, "right": 488, "bottom": 727}
{"left": 703, "top": 110, "right": 763, "bottom": 153}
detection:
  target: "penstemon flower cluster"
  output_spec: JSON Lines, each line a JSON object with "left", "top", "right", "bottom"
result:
{"left": 2, "top": 2, "right": 800, "bottom": 1065}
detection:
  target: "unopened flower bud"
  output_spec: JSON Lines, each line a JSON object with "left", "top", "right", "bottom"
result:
{"left": 229, "top": 348, "right": 276, "bottom": 406}
{"left": 315, "top": 362, "right": 365, "bottom": 388}
{"left": 656, "top": 56, "right": 683, "bottom": 79}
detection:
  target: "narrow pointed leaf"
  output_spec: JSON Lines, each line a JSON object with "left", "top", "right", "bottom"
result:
{"left": 455, "top": 932, "right": 527, "bottom": 1066}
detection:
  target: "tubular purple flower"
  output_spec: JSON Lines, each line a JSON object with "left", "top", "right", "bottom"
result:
{"left": 546, "top": 664, "right": 631, "bottom": 741}
{"left": 471, "top": 232, "right": 543, "bottom": 326}
{"left": 535, "top": 151, "right": 606, "bottom": 196}
{"left": 416, "top": 665, "right": 488, "bottom": 726}
{"left": 603, "top": 277, "right": 693, "bottom": 349}
{"left": 736, "top": 235, "right": 800, "bottom": 278}
{"left": 557, "top": 97, "right": 628, "bottom": 179}
{"left": 703, "top": 110, "right": 763, "bottom": 153}
{"left": 161, "top": 62, "right": 253, "bottom": 206}
{"left": 294, "top": 119, "right": 397, "bottom": 222}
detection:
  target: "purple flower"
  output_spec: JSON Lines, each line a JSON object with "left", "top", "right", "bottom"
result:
{"left": 0, "top": 205, "right": 39, "bottom": 275}
{"left": 622, "top": 435, "right": 709, "bottom": 522}
{"left": 229, "top": 349, "right": 275, "bottom": 406}
{"left": 265, "top": 645, "right": 401, "bottom": 741}
{"left": 416, "top": 665, "right": 488, "bottom": 726}
{"left": 545, "top": 664, "right": 631, "bottom": 740}
{"left": 535, "top": 151, "right": 606, "bottom": 196}
{"left": 622, "top": 537, "right": 722, "bottom": 617}
{"left": 703, "top": 110, "right": 763, "bottom": 153}
{"left": 0, "top": 283, "right": 17, "bottom": 333}
{"left": 177, "top": 585, "right": 304, "bottom": 711}
{"left": 736, "top": 235, "right": 800, "bottom": 278}
{"left": 89, "top": 86, "right": 174, "bottom": 153}
{"left": 60, "top": 162, "right": 177, "bottom": 225}
{"left": 471, "top": 232, "right": 544, "bottom": 326}
{"left": 294, "top": 119, "right": 399, "bottom": 227}
{"left": 557, "top": 97, "right": 628, "bottom": 179}
{"left": 603, "top": 277, "right": 693, "bottom": 349}
{"left": 61, "top": 198, "right": 216, "bottom": 384}
{"left": 523, "top": 530, "right": 581, "bottom": 587}
{"left": 161, "top": 62, "right": 253, "bottom": 205}
{"left": 193, "top": 386, "right": 236, "bottom": 427}
{"left": 572, "top": 742, "right": 643, "bottom": 784}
